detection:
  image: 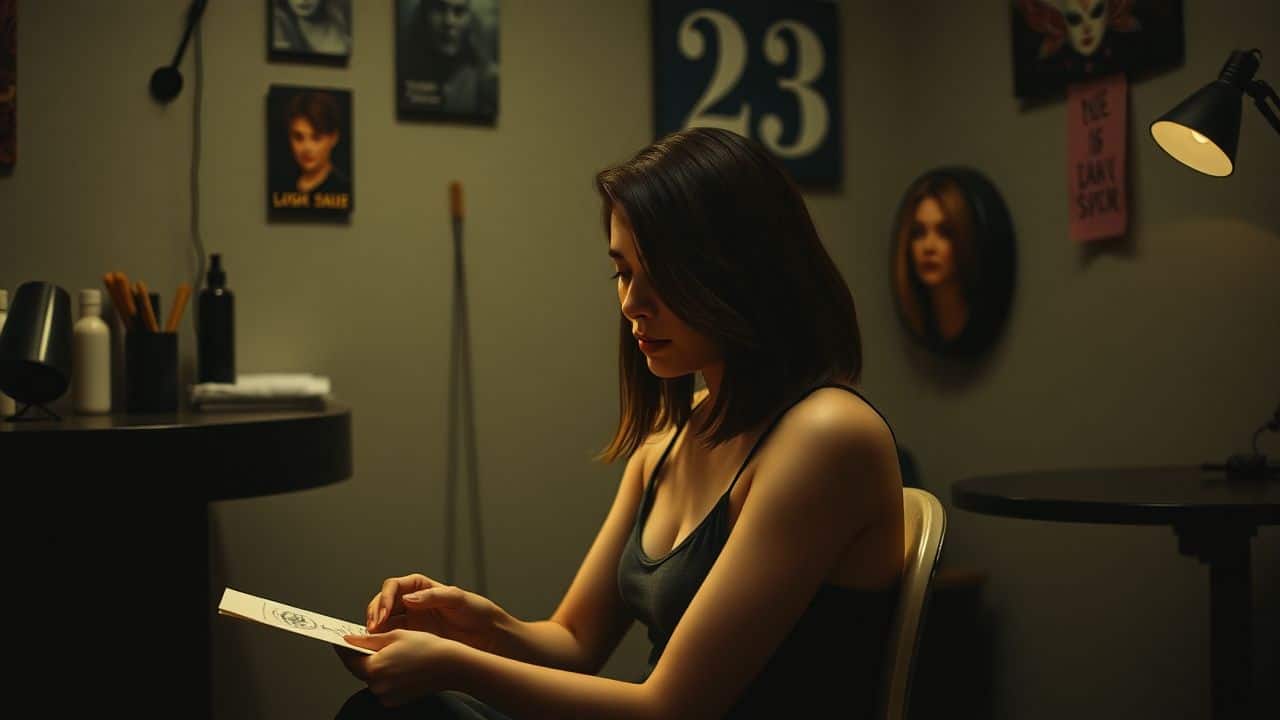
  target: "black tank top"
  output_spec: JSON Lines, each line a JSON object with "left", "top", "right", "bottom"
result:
{"left": 616, "top": 382, "right": 900, "bottom": 719}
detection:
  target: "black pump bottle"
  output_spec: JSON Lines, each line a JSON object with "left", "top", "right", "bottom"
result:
{"left": 197, "top": 253, "right": 235, "bottom": 383}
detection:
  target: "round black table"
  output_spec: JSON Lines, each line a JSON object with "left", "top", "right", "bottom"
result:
{"left": 1, "top": 405, "right": 352, "bottom": 716}
{"left": 953, "top": 466, "right": 1279, "bottom": 720}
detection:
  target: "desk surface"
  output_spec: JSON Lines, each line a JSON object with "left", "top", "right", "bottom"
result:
{"left": 953, "top": 465, "right": 1280, "bottom": 526}
{"left": 1, "top": 404, "right": 353, "bottom": 501}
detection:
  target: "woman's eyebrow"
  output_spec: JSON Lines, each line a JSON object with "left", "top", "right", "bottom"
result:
{"left": 608, "top": 249, "right": 627, "bottom": 261}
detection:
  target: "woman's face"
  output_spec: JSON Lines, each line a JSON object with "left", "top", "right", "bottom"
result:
{"left": 609, "top": 209, "right": 720, "bottom": 379}
{"left": 287, "top": 0, "right": 322, "bottom": 19}
{"left": 909, "top": 196, "right": 958, "bottom": 288}
{"left": 288, "top": 116, "right": 337, "bottom": 175}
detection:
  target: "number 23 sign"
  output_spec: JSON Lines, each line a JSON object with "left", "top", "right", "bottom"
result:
{"left": 653, "top": 0, "right": 841, "bottom": 186}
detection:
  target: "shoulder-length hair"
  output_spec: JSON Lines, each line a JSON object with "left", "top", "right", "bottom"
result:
{"left": 285, "top": 90, "right": 341, "bottom": 136}
{"left": 891, "top": 173, "right": 978, "bottom": 339}
{"left": 593, "top": 128, "right": 862, "bottom": 464}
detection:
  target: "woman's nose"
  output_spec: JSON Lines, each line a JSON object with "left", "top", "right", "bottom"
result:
{"left": 621, "top": 281, "right": 652, "bottom": 317}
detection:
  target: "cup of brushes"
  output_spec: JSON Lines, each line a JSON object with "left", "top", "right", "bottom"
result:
{"left": 102, "top": 272, "right": 191, "bottom": 413}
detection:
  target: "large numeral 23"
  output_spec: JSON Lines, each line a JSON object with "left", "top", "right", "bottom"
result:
{"left": 677, "top": 9, "right": 829, "bottom": 159}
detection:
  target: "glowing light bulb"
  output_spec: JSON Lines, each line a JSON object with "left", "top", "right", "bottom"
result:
{"left": 1191, "top": 130, "right": 1210, "bottom": 144}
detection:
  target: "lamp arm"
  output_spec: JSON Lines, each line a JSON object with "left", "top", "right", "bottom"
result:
{"left": 1245, "top": 79, "right": 1280, "bottom": 136}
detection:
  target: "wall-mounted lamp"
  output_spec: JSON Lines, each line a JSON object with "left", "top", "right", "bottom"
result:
{"left": 1150, "top": 49, "right": 1280, "bottom": 177}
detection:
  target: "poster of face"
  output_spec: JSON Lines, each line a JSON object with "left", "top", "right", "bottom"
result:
{"left": 0, "top": 0, "right": 15, "bottom": 167}
{"left": 890, "top": 168, "right": 1016, "bottom": 357}
{"left": 270, "top": 0, "right": 352, "bottom": 62}
{"left": 1011, "top": 0, "right": 1184, "bottom": 99}
{"left": 268, "top": 85, "right": 353, "bottom": 219}
{"left": 395, "top": 0, "right": 499, "bottom": 123}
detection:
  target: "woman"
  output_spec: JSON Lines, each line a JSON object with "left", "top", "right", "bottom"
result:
{"left": 272, "top": 0, "right": 352, "bottom": 57}
{"left": 892, "top": 173, "right": 978, "bottom": 349}
{"left": 285, "top": 90, "right": 349, "bottom": 196}
{"left": 336, "top": 128, "right": 905, "bottom": 719}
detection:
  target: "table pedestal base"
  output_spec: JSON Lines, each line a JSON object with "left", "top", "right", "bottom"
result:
{"left": 1174, "top": 522, "right": 1257, "bottom": 720}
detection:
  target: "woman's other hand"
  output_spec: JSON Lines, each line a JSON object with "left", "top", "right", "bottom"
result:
{"left": 340, "top": 629, "right": 462, "bottom": 707}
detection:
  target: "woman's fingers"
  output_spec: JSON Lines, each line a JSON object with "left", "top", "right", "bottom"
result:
{"left": 334, "top": 644, "right": 369, "bottom": 681}
{"left": 403, "top": 584, "right": 465, "bottom": 608}
{"left": 370, "top": 574, "right": 439, "bottom": 631}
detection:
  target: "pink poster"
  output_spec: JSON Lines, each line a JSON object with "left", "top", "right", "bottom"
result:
{"left": 1067, "top": 73, "right": 1127, "bottom": 243}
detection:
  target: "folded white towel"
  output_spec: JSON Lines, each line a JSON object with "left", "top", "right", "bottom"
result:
{"left": 191, "top": 373, "right": 332, "bottom": 402}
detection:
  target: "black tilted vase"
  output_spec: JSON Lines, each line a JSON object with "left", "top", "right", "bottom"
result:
{"left": 0, "top": 281, "right": 73, "bottom": 409}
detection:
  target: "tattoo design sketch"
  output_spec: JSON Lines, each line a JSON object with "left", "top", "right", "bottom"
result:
{"left": 219, "top": 587, "right": 374, "bottom": 654}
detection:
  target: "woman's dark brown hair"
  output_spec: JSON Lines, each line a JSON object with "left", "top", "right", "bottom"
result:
{"left": 593, "top": 127, "right": 862, "bottom": 464}
{"left": 285, "top": 90, "right": 341, "bottom": 136}
{"left": 891, "top": 173, "right": 978, "bottom": 340}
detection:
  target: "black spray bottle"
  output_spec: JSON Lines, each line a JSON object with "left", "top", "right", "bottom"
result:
{"left": 197, "top": 253, "right": 236, "bottom": 383}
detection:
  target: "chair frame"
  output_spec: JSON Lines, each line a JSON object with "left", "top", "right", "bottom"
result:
{"left": 879, "top": 487, "right": 947, "bottom": 720}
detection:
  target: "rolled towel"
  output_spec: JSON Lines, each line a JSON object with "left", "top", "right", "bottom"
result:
{"left": 191, "top": 373, "right": 331, "bottom": 409}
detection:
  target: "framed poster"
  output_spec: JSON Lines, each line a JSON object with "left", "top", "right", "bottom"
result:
{"left": 0, "top": 0, "right": 14, "bottom": 168}
{"left": 268, "top": 85, "right": 353, "bottom": 220}
{"left": 1011, "top": 0, "right": 1184, "bottom": 99}
{"left": 653, "top": 0, "right": 841, "bottom": 186}
{"left": 395, "top": 0, "right": 499, "bottom": 124}
{"left": 269, "top": 0, "right": 352, "bottom": 63}
{"left": 890, "top": 168, "right": 1016, "bottom": 357}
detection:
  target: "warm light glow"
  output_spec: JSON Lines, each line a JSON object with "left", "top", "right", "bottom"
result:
{"left": 1151, "top": 121, "right": 1233, "bottom": 177}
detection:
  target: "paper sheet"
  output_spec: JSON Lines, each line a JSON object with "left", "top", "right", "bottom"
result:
{"left": 218, "top": 587, "right": 374, "bottom": 655}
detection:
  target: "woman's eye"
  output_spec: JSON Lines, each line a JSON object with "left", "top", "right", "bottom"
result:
{"left": 610, "top": 271, "right": 630, "bottom": 281}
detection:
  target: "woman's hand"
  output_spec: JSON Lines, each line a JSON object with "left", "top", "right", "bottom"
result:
{"left": 338, "top": 629, "right": 463, "bottom": 707}
{"left": 366, "top": 573, "right": 508, "bottom": 654}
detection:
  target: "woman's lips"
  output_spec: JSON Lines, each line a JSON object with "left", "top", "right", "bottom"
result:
{"left": 638, "top": 337, "right": 671, "bottom": 353}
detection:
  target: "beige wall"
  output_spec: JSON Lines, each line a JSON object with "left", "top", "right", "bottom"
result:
{"left": 1, "top": 2, "right": 1276, "bottom": 718}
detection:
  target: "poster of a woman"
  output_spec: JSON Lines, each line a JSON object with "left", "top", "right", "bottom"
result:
{"left": 270, "top": 0, "right": 352, "bottom": 62}
{"left": 891, "top": 168, "right": 1016, "bottom": 357}
{"left": 268, "top": 85, "right": 353, "bottom": 219}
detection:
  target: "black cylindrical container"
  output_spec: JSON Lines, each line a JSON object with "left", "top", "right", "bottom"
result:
{"left": 0, "top": 281, "right": 73, "bottom": 405}
{"left": 197, "top": 253, "right": 235, "bottom": 383}
{"left": 126, "top": 331, "right": 179, "bottom": 412}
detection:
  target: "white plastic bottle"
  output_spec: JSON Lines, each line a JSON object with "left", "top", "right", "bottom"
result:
{"left": 0, "top": 289, "right": 14, "bottom": 418}
{"left": 73, "top": 288, "right": 112, "bottom": 414}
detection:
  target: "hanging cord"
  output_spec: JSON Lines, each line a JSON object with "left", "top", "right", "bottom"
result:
{"left": 444, "top": 182, "right": 487, "bottom": 594}
{"left": 191, "top": 14, "right": 206, "bottom": 292}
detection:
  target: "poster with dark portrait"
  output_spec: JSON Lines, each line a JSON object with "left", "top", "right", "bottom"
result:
{"left": 1011, "top": 0, "right": 1183, "bottom": 99}
{"left": 396, "top": 0, "right": 499, "bottom": 123}
{"left": 890, "top": 168, "right": 1016, "bottom": 357}
{"left": 268, "top": 85, "right": 353, "bottom": 219}
{"left": 653, "top": 0, "right": 841, "bottom": 186}
{"left": 270, "top": 0, "right": 352, "bottom": 63}
{"left": 0, "top": 0, "right": 14, "bottom": 167}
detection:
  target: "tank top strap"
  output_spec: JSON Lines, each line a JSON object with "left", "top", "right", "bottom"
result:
{"left": 643, "top": 414, "right": 690, "bottom": 499}
{"left": 722, "top": 381, "right": 895, "bottom": 497}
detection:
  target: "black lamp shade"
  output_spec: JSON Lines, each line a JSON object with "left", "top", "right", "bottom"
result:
{"left": 0, "top": 281, "right": 73, "bottom": 405}
{"left": 1150, "top": 80, "right": 1242, "bottom": 177}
